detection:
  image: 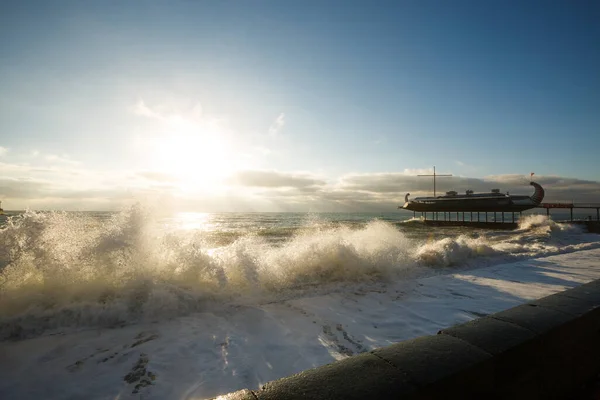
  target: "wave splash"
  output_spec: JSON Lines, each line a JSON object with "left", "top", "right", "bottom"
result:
{"left": 0, "top": 208, "right": 596, "bottom": 339}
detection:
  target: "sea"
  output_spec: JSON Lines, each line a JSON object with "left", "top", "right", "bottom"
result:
{"left": 1, "top": 206, "right": 600, "bottom": 399}
{"left": 1, "top": 205, "right": 597, "bottom": 339}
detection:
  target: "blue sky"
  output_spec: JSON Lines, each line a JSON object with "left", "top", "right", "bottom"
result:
{"left": 1, "top": 1, "right": 599, "bottom": 210}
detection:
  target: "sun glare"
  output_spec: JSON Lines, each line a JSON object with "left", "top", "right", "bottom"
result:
{"left": 153, "top": 122, "right": 236, "bottom": 193}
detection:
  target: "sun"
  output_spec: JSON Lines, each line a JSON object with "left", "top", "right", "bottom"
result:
{"left": 152, "top": 121, "right": 236, "bottom": 193}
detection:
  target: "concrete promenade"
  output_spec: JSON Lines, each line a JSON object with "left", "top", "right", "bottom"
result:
{"left": 216, "top": 279, "right": 600, "bottom": 399}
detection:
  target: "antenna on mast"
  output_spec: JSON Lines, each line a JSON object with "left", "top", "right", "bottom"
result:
{"left": 418, "top": 166, "right": 452, "bottom": 197}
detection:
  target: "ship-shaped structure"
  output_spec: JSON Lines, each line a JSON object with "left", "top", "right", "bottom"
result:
{"left": 402, "top": 181, "right": 545, "bottom": 212}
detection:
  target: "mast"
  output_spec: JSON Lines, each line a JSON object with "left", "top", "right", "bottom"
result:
{"left": 418, "top": 166, "right": 452, "bottom": 197}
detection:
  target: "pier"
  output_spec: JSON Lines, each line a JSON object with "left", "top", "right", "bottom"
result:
{"left": 410, "top": 204, "right": 600, "bottom": 233}
{"left": 412, "top": 210, "right": 521, "bottom": 224}
{"left": 412, "top": 210, "right": 521, "bottom": 230}
{"left": 401, "top": 168, "right": 600, "bottom": 231}
{"left": 539, "top": 202, "right": 600, "bottom": 222}
{"left": 412, "top": 202, "right": 600, "bottom": 224}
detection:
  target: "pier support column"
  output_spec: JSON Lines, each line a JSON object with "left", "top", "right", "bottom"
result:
{"left": 570, "top": 208, "right": 573, "bottom": 222}
{"left": 477, "top": 212, "right": 480, "bottom": 222}
{"left": 413, "top": 211, "right": 415, "bottom": 218}
{"left": 494, "top": 212, "right": 496, "bottom": 222}
{"left": 546, "top": 208, "right": 550, "bottom": 217}
{"left": 597, "top": 208, "right": 599, "bottom": 221}
{"left": 470, "top": 212, "right": 473, "bottom": 222}
{"left": 512, "top": 212, "right": 515, "bottom": 223}
{"left": 486, "top": 212, "right": 488, "bottom": 223}
{"left": 462, "top": 212, "right": 465, "bottom": 222}
{"left": 502, "top": 212, "right": 504, "bottom": 223}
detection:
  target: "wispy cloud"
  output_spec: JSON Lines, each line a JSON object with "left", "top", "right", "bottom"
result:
{"left": 0, "top": 177, "right": 53, "bottom": 198}
{"left": 336, "top": 172, "right": 600, "bottom": 203}
{"left": 2, "top": 145, "right": 599, "bottom": 211}
{"left": 44, "top": 154, "right": 80, "bottom": 165}
{"left": 253, "top": 146, "right": 272, "bottom": 156}
{"left": 22, "top": 149, "right": 79, "bottom": 166}
{"left": 0, "top": 147, "right": 8, "bottom": 157}
{"left": 401, "top": 168, "right": 447, "bottom": 175}
{"left": 374, "top": 136, "right": 386, "bottom": 145}
{"left": 133, "top": 99, "right": 206, "bottom": 125}
{"left": 268, "top": 113, "right": 285, "bottom": 137}
{"left": 137, "top": 171, "right": 178, "bottom": 183}
{"left": 133, "top": 99, "right": 161, "bottom": 120}
{"left": 454, "top": 160, "right": 478, "bottom": 172}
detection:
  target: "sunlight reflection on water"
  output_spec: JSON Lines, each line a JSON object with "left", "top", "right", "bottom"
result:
{"left": 163, "top": 212, "right": 215, "bottom": 232}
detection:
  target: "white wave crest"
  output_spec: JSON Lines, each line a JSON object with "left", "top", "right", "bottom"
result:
{"left": 415, "top": 235, "right": 498, "bottom": 267}
{"left": 0, "top": 208, "right": 597, "bottom": 339}
{"left": 0, "top": 209, "right": 415, "bottom": 338}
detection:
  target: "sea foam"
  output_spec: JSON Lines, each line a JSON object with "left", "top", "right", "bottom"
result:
{"left": 0, "top": 207, "right": 597, "bottom": 339}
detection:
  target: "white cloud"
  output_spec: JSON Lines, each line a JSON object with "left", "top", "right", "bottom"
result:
{"left": 401, "top": 168, "right": 447, "bottom": 176}
{"left": 229, "top": 170, "right": 325, "bottom": 189}
{"left": 133, "top": 99, "right": 165, "bottom": 120}
{"left": 1, "top": 146, "right": 599, "bottom": 212}
{"left": 374, "top": 136, "right": 386, "bottom": 145}
{"left": 137, "top": 171, "right": 178, "bottom": 183}
{"left": 268, "top": 113, "right": 285, "bottom": 137}
{"left": 253, "top": 146, "right": 272, "bottom": 156}
{"left": 0, "top": 161, "right": 36, "bottom": 174}
{"left": 337, "top": 172, "right": 600, "bottom": 203}
{"left": 44, "top": 154, "right": 80, "bottom": 166}
{"left": 0, "top": 147, "right": 8, "bottom": 157}
{"left": 454, "top": 160, "right": 479, "bottom": 171}
{"left": 133, "top": 99, "right": 207, "bottom": 125}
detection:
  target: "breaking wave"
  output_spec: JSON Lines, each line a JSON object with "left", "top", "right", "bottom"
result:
{"left": 0, "top": 208, "right": 598, "bottom": 339}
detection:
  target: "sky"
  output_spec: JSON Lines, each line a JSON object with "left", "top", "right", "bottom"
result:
{"left": 0, "top": 0, "right": 599, "bottom": 211}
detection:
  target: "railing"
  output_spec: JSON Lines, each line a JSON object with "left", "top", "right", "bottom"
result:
{"left": 539, "top": 202, "right": 573, "bottom": 208}
{"left": 539, "top": 202, "right": 600, "bottom": 209}
{"left": 573, "top": 203, "right": 600, "bottom": 208}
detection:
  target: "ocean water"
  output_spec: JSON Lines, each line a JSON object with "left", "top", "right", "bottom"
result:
{"left": 0, "top": 205, "right": 598, "bottom": 340}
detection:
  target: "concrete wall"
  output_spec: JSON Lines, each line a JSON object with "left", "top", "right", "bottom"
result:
{"left": 215, "top": 279, "right": 600, "bottom": 400}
